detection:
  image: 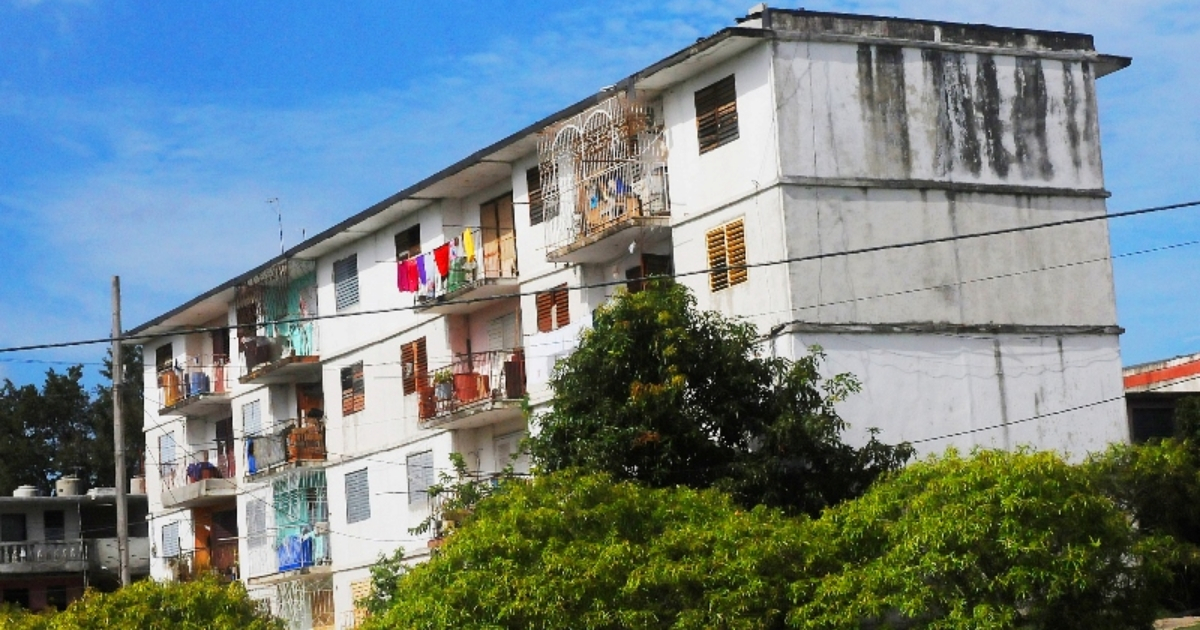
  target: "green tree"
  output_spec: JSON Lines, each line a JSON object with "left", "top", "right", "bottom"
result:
{"left": 88, "top": 345, "right": 145, "bottom": 488}
{"left": 0, "top": 577, "right": 281, "bottom": 630}
{"left": 791, "top": 449, "right": 1172, "bottom": 630}
{"left": 365, "top": 471, "right": 811, "bottom": 630}
{"left": 529, "top": 281, "right": 911, "bottom": 516}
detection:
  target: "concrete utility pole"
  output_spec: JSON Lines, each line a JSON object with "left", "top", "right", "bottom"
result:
{"left": 112, "top": 276, "right": 130, "bottom": 586}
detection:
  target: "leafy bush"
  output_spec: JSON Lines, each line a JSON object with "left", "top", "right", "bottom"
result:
{"left": 0, "top": 577, "right": 281, "bottom": 630}
{"left": 364, "top": 470, "right": 811, "bottom": 630}
{"left": 791, "top": 449, "right": 1172, "bottom": 630}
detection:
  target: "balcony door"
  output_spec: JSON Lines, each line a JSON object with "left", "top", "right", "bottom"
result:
{"left": 480, "top": 194, "right": 517, "bottom": 277}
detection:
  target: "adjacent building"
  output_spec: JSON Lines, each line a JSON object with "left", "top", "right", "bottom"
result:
{"left": 127, "top": 6, "right": 1133, "bottom": 628}
{"left": 1124, "top": 352, "right": 1200, "bottom": 442}
{"left": 0, "top": 483, "right": 150, "bottom": 612}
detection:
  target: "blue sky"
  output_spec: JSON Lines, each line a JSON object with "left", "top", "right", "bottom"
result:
{"left": 0, "top": 0, "right": 1197, "bottom": 389}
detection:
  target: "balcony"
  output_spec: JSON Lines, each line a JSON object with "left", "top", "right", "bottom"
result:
{"left": 170, "top": 539, "right": 239, "bottom": 583}
{"left": 236, "top": 259, "right": 320, "bottom": 385}
{"left": 419, "top": 349, "right": 526, "bottom": 430}
{"left": 157, "top": 354, "right": 234, "bottom": 416}
{"left": 246, "top": 423, "right": 326, "bottom": 480}
{"left": 160, "top": 448, "right": 237, "bottom": 509}
{"left": 0, "top": 541, "right": 87, "bottom": 574}
{"left": 540, "top": 93, "right": 671, "bottom": 264}
{"left": 411, "top": 226, "right": 519, "bottom": 315}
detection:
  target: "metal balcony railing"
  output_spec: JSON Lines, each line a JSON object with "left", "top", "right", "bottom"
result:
{"left": 419, "top": 349, "right": 526, "bottom": 421}
{"left": 159, "top": 447, "right": 236, "bottom": 491}
{"left": 405, "top": 226, "right": 518, "bottom": 305}
{"left": 157, "top": 354, "right": 233, "bottom": 411}
{"left": 245, "top": 422, "right": 326, "bottom": 477}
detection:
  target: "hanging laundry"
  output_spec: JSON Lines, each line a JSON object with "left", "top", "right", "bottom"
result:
{"left": 433, "top": 243, "right": 451, "bottom": 277}
{"left": 399, "top": 258, "right": 419, "bottom": 292}
{"left": 417, "top": 254, "right": 428, "bottom": 287}
{"left": 463, "top": 228, "right": 476, "bottom": 262}
{"left": 396, "top": 261, "right": 405, "bottom": 292}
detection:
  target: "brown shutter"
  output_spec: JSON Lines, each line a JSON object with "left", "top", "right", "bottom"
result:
{"left": 342, "top": 362, "right": 365, "bottom": 414}
{"left": 707, "top": 225, "right": 729, "bottom": 292}
{"left": 695, "top": 75, "right": 739, "bottom": 154}
{"left": 536, "top": 291, "right": 554, "bottom": 333}
{"left": 415, "top": 337, "right": 428, "bottom": 390}
{"left": 726, "top": 219, "right": 747, "bottom": 287}
{"left": 526, "top": 167, "right": 544, "bottom": 226}
{"left": 401, "top": 343, "right": 416, "bottom": 395}
{"left": 352, "top": 362, "right": 365, "bottom": 413}
{"left": 553, "top": 284, "right": 570, "bottom": 328}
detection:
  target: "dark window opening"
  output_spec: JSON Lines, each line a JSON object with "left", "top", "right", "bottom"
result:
{"left": 44, "top": 510, "right": 65, "bottom": 542}
{"left": 341, "top": 362, "right": 365, "bottom": 415}
{"left": 395, "top": 225, "right": 421, "bottom": 261}
{"left": 527, "top": 167, "right": 544, "bottom": 226}
{"left": 1, "top": 514, "right": 27, "bottom": 542}
{"left": 695, "top": 75, "right": 739, "bottom": 154}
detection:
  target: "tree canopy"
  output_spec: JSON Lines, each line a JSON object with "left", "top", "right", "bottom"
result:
{"left": 529, "top": 281, "right": 912, "bottom": 516}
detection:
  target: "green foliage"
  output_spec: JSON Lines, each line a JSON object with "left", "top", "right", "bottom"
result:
{"left": 0, "top": 346, "right": 143, "bottom": 495}
{"left": 1089, "top": 438, "right": 1200, "bottom": 612}
{"left": 1176, "top": 395, "right": 1200, "bottom": 442}
{"left": 408, "top": 452, "right": 506, "bottom": 537}
{"left": 791, "top": 449, "right": 1172, "bottom": 630}
{"left": 364, "top": 470, "right": 811, "bottom": 630}
{"left": 530, "top": 281, "right": 912, "bottom": 516}
{"left": 0, "top": 577, "right": 281, "bottom": 630}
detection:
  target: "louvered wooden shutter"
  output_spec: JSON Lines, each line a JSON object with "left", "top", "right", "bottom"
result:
{"left": 726, "top": 219, "right": 747, "bottom": 286}
{"left": 695, "top": 75, "right": 739, "bottom": 154}
{"left": 553, "top": 284, "right": 570, "bottom": 328}
{"left": 527, "top": 167, "right": 544, "bottom": 226}
{"left": 536, "top": 291, "right": 554, "bottom": 332}
{"left": 342, "top": 361, "right": 365, "bottom": 415}
{"left": 351, "top": 580, "right": 371, "bottom": 626}
{"left": 401, "top": 342, "right": 416, "bottom": 395}
{"left": 707, "top": 225, "right": 729, "bottom": 292}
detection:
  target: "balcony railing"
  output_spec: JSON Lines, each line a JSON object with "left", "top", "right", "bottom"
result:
{"left": 419, "top": 349, "right": 526, "bottom": 423}
{"left": 0, "top": 541, "right": 86, "bottom": 573}
{"left": 539, "top": 94, "right": 670, "bottom": 261}
{"left": 157, "top": 354, "right": 233, "bottom": 413}
{"left": 160, "top": 448, "right": 236, "bottom": 491}
{"left": 277, "top": 527, "right": 330, "bottom": 573}
{"left": 406, "top": 226, "right": 518, "bottom": 310}
{"left": 246, "top": 423, "right": 326, "bottom": 478}
{"left": 172, "top": 540, "right": 239, "bottom": 583}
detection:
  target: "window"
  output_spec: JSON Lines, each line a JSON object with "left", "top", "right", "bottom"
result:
{"left": 0, "top": 514, "right": 27, "bottom": 542}
{"left": 161, "top": 521, "right": 180, "bottom": 558}
{"left": 2, "top": 589, "right": 29, "bottom": 609}
{"left": 333, "top": 254, "right": 360, "bottom": 311}
{"left": 345, "top": 468, "right": 371, "bottom": 524}
{"left": 406, "top": 451, "right": 434, "bottom": 505}
{"left": 706, "top": 218, "right": 747, "bottom": 292}
{"left": 45, "top": 585, "right": 68, "bottom": 611}
{"left": 536, "top": 284, "right": 570, "bottom": 332}
{"left": 43, "top": 510, "right": 64, "bottom": 542}
{"left": 341, "top": 361, "right": 365, "bottom": 415}
{"left": 527, "top": 166, "right": 545, "bottom": 225}
{"left": 395, "top": 225, "right": 421, "bottom": 261}
{"left": 351, "top": 580, "right": 372, "bottom": 627}
{"left": 242, "top": 400, "right": 262, "bottom": 437}
{"left": 400, "top": 338, "right": 428, "bottom": 396}
{"left": 155, "top": 343, "right": 174, "bottom": 372}
{"left": 625, "top": 254, "right": 674, "bottom": 293}
{"left": 158, "top": 432, "right": 177, "bottom": 479}
{"left": 695, "top": 75, "right": 739, "bottom": 154}
{"left": 247, "top": 500, "right": 267, "bottom": 549}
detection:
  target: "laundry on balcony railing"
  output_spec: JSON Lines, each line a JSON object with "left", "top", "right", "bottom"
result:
{"left": 419, "top": 349, "right": 526, "bottom": 421}
{"left": 157, "top": 354, "right": 232, "bottom": 410}
{"left": 159, "top": 447, "right": 236, "bottom": 491}
{"left": 272, "top": 470, "right": 330, "bottom": 572}
{"left": 245, "top": 421, "right": 326, "bottom": 476}
{"left": 397, "top": 226, "right": 517, "bottom": 301}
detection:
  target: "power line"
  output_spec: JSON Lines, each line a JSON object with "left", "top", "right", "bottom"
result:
{"left": 1, "top": 198, "right": 1197, "bottom": 356}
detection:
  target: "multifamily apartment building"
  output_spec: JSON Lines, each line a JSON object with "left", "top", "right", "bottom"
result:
{"left": 127, "top": 6, "right": 1133, "bottom": 628}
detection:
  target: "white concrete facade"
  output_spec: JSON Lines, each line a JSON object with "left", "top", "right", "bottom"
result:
{"left": 129, "top": 8, "right": 1132, "bottom": 627}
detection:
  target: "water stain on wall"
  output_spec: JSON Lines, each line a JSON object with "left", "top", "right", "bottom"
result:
{"left": 1012, "top": 57, "right": 1055, "bottom": 181}
{"left": 975, "top": 54, "right": 1011, "bottom": 179}
{"left": 924, "top": 49, "right": 982, "bottom": 177}
{"left": 857, "top": 44, "right": 912, "bottom": 177}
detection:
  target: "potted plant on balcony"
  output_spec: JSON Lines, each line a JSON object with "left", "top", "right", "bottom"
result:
{"left": 433, "top": 369, "right": 454, "bottom": 402}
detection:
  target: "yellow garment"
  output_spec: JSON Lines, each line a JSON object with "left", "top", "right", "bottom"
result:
{"left": 463, "top": 228, "right": 476, "bottom": 262}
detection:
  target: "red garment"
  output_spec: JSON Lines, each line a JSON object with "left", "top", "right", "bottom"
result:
{"left": 398, "top": 258, "right": 419, "bottom": 292}
{"left": 433, "top": 244, "right": 451, "bottom": 277}
{"left": 396, "top": 261, "right": 405, "bottom": 292}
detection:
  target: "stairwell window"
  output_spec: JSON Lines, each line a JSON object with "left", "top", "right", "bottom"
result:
{"left": 400, "top": 337, "right": 428, "bottom": 396}
{"left": 341, "top": 361, "right": 365, "bottom": 415}
{"left": 333, "top": 254, "right": 360, "bottom": 311}
{"left": 527, "top": 166, "right": 545, "bottom": 226}
{"left": 706, "top": 218, "right": 748, "bottom": 292}
{"left": 695, "top": 75, "right": 739, "bottom": 154}
{"left": 536, "top": 284, "right": 570, "bottom": 332}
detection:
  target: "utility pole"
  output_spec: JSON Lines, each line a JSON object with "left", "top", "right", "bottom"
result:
{"left": 112, "top": 276, "right": 130, "bottom": 586}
